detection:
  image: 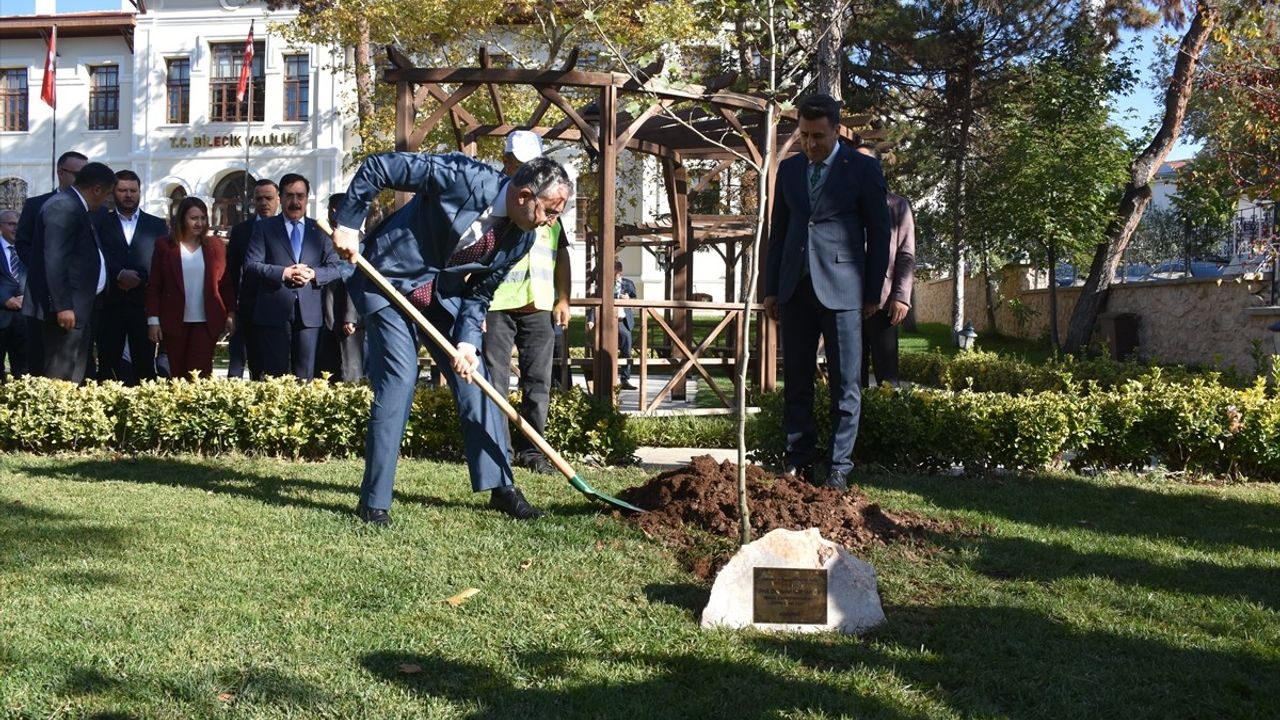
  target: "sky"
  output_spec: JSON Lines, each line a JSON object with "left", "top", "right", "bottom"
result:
{"left": 4, "top": 0, "right": 1204, "bottom": 160}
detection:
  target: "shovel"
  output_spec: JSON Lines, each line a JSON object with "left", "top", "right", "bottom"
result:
{"left": 333, "top": 234, "right": 644, "bottom": 514}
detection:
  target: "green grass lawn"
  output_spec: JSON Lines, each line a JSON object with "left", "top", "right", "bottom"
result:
{"left": 900, "top": 322, "right": 1055, "bottom": 363}
{"left": 3, "top": 454, "right": 1277, "bottom": 718}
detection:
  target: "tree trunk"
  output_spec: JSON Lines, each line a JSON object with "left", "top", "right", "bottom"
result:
{"left": 354, "top": 17, "right": 375, "bottom": 139}
{"left": 978, "top": 239, "right": 998, "bottom": 334}
{"left": 1048, "top": 239, "right": 1059, "bottom": 349}
{"left": 1063, "top": 1, "right": 1219, "bottom": 352}
{"left": 814, "top": 0, "right": 845, "bottom": 99}
{"left": 949, "top": 114, "right": 973, "bottom": 339}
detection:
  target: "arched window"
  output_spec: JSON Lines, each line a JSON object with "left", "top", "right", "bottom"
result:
{"left": 167, "top": 186, "right": 187, "bottom": 229}
{"left": 211, "top": 172, "right": 254, "bottom": 233}
{"left": 0, "top": 177, "right": 28, "bottom": 212}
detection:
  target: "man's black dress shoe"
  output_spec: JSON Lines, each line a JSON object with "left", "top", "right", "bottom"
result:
{"left": 824, "top": 470, "right": 849, "bottom": 492}
{"left": 489, "top": 486, "right": 544, "bottom": 520}
{"left": 517, "top": 456, "right": 557, "bottom": 475}
{"left": 356, "top": 503, "right": 392, "bottom": 527}
{"left": 619, "top": 380, "right": 637, "bottom": 390}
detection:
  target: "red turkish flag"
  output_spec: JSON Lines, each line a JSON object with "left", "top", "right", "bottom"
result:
{"left": 236, "top": 21, "right": 255, "bottom": 104}
{"left": 40, "top": 26, "right": 56, "bottom": 109}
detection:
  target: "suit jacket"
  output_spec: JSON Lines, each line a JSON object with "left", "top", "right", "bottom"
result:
{"left": 0, "top": 243, "right": 25, "bottom": 331}
{"left": 243, "top": 215, "right": 340, "bottom": 328}
{"left": 21, "top": 188, "right": 103, "bottom": 328}
{"left": 764, "top": 143, "right": 892, "bottom": 310}
{"left": 879, "top": 193, "right": 916, "bottom": 308}
{"left": 95, "top": 208, "right": 168, "bottom": 307}
{"left": 322, "top": 276, "right": 360, "bottom": 330}
{"left": 14, "top": 190, "right": 55, "bottom": 267}
{"left": 333, "top": 152, "right": 540, "bottom": 350}
{"left": 145, "top": 236, "right": 237, "bottom": 341}
{"left": 227, "top": 216, "right": 264, "bottom": 314}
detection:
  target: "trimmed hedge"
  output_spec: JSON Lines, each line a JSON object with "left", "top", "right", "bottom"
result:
{"left": 7, "top": 370, "right": 1279, "bottom": 479}
{"left": 0, "top": 376, "right": 634, "bottom": 464}
{"left": 899, "top": 349, "right": 1251, "bottom": 394}
{"left": 745, "top": 377, "right": 1280, "bottom": 479}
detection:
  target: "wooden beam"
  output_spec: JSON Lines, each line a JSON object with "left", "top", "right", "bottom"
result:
{"left": 615, "top": 98, "right": 675, "bottom": 150}
{"left": 478, "top": 46, "right": 506, "bottom": 126}
{"left": 408, "top": 83, "right": 479, "bottom": 151}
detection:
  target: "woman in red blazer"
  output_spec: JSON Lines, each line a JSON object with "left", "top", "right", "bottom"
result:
{"left": 145, "top": 197, "right": 236, "bottom": 379}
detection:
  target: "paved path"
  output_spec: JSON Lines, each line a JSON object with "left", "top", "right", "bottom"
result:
{"left": 633, "top": 446, "right": 745, "bottom": 471}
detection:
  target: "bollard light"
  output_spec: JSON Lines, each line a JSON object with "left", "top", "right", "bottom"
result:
{"left": 957, "top": 321, "right": 978, "bottom": 352}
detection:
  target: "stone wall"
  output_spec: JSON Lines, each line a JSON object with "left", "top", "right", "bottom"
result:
{"left": 913, "top": 265, "right": 1278, "bottom": 374}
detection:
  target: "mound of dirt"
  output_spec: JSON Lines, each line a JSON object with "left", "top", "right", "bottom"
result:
{"left": 619, "top": 455, "right": 947, "bottom": 578}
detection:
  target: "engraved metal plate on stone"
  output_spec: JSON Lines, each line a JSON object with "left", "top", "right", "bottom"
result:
{"left": 753, "top": 567, "right": 828, "bottom": 624}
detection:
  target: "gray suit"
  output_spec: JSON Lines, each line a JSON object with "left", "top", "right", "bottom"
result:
{"left": 21, "top": 188, "right": 104, "bottom": 383}
{"left": 764, "top": 143, "right": 891, "bottom": 476}
{"left": 863, "top": 193, "right": 916, "bottom": 385}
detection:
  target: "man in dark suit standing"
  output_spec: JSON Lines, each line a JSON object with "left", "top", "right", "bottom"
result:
{"left": 763, "top": 95, "right": 891, "bottom": 491}
{"left": 244, "top": 173, "right": 339, "bottom": 380}
{"left": 317, "top": 193, "right": 363, "bottom": 382}
{"left": 15, "top": 150, "right": 87, "bottom": 375}
{"left": 855, "top": 143, "right": 916, "bottom": 387}
{"left": 0, "top": 210, "right": 28, "bottom": 380}
{"left": 330, "top": 153, "right": 572, "bottom": 525}
{"left": 22, "top": 162, "right": 118, "bottom": 383}
{"left": 226, "top": 178, "right": 279, "bottom": 380}
{"left": 94, "top": 169, "right": 168, "bottom": 384}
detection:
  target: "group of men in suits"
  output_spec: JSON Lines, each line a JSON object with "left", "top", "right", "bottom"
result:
{"left": 13, "top": 154, "right": 181, "bottom": 384}
{"left": 7, "top": 151, "right": 362, "bottom": 385}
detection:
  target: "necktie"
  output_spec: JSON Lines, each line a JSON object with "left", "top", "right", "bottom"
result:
{"left": 290, "top": 221, "right": 304, "bottom": 262}
{"left": 408, "top": 218, "right": 508, "bottom": 311}
{"left": 4, "top": 244, "right": 20, "bottom": 278}
{"left": 808, "top": 162, "right": 824, "bottom": 203}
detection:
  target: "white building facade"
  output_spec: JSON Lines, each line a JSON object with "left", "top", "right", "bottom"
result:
{"left": 0, "top": 0, "right": 354, "bottom": 232}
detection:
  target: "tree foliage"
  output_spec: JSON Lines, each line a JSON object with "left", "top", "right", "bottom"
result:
{"left": 968, "top": 19, "right": 1133, "bottom": 344}
{"left": 1184, "top": 1, "right": 1280, "bottom": 201}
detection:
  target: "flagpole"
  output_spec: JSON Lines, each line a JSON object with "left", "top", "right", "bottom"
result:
{"left": 240, "top": 20, "right": 255, "bottom": 219}
{"left": 46, "top": 26, "right": 57, "bottom": 190}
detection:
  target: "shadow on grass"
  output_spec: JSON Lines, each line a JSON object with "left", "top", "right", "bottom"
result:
{"left": 0, "top": 501, "right": 128, "bottom": 582}
{"left": 360, "top": 648, "right": 918, "bottom": 720}
{"left": 57, "top": 663, "right": 332, "bottom": 714}
{"left": 862, "top": 471, "right": 1280, "bottom": 553}
{"left": 751, "top": 603, "right": 1279, "bottom": 719}
{"left": 13, "top": 456, "right": 487, "bottom": 517}
{"left": 643, "top": 582, "right": 710, "bottom": 620}
{"left": 970, "top": 535, "right": 1280, "bottom": 610}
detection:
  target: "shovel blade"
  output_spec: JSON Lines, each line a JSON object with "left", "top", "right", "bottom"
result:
{"left": 568, "top": 474, "right": 646, "bottom": 514}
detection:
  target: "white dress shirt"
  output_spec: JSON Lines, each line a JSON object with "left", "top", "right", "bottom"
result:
{"left": 69, "top": 186, "right": 108, "bottom": 294}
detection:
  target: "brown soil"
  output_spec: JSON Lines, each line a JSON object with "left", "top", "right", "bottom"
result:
{"left": 619, "top": 455, "right": 951, "bottom": 579}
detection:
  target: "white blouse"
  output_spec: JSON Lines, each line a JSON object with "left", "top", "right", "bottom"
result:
{"left": 181, "top": 243, "right": 207, "bottom": 323}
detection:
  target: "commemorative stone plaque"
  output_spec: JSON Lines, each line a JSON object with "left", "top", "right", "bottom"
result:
{"left": 701, "top": 528, "right": 885, "bottom": 634}
{"left": 753, "top": 567, "right": 828, "bottom": 624}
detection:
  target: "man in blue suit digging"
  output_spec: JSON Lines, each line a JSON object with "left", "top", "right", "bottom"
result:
{"left": 331, "top": 152, "right": 572, "bottom": 526}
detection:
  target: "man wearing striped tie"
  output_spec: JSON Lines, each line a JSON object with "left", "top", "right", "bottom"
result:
{"left": 331, "top": 152, "right": 572, "bottom": 525}
{"left": 0, "top": 210, "right": 29, "bottom": 380}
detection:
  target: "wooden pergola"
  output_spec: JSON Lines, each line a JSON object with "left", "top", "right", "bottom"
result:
{"left": 383, "top": 47, "right": 878, "bottom": 410}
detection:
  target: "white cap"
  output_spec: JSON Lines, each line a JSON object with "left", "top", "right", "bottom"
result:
{"left": 505, "top": 130, "right": 544, "bottom": 162}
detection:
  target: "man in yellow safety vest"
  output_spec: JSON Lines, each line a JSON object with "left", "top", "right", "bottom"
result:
{"left": 482, "top": 130, "right": 572, "bottom": 474}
